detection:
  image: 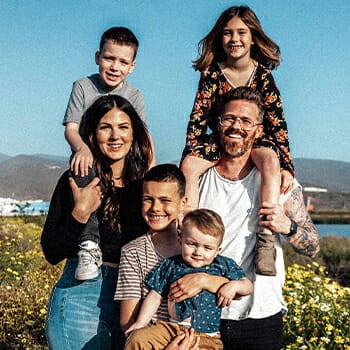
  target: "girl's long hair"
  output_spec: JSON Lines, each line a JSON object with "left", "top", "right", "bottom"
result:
{"left": 193, "top": 5, "right": 280, "bottom": 72}
{"left": 80, "top": 95, "right": 152, "bottom": 230}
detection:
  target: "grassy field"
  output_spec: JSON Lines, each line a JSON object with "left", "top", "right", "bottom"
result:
{"left": 1, "top": 217, "right": 350, "bottom": 349}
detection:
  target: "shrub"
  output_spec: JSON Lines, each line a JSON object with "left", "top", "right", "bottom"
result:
{"left": 0, "top": 217, "right": 63, "bottom": 349}
{"left": 1, "top": 217, "right": 350, "bottom": 349}
{"left": 283, "top": 235, "right": 350, "bottom": 287}
{"left": 283, "top": 263, "right": 350, "bottom": 349}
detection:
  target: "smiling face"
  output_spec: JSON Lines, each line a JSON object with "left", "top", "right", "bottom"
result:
{"left": 219, "top": 99, "right": 263, "bottom": 158}
{"left": 179, "top": 221, "right": 221, "bottom": 268}
{"left": 142, "top": 181, "right": 187, "bottom": 232}
{"left": 222, "top": 16, "right": 254, "bottom": 62}
{"left": 95, "top": 107, "right": 133, "bottom": 163}
{"left": 95, "top": 39, "right": 136, "bottom": 89}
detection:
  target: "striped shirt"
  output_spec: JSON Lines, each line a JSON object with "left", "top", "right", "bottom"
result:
{"left": 115, "top": 233, "right": 169, "bottom": 321}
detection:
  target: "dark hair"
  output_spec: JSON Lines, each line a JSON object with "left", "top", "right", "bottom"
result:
{"left": 222, "top": 87, "right": 264, "bottom": 122}
{"left": 143, "top": 164, "right": 186, "bottom": 198}
{"left": 193, "top": 5, "right": 280, "bottom": 71}
{"left": 182, "top": 209, "right": 225, "bottom": 244}
{"left": 99, "top": 27, "right": 139, "bottom": 59}
{"left": 80, "top": 95, "right": 152, "bottom": 229}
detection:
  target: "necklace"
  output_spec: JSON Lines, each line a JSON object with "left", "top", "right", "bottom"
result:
{"left": 215, "top": 165, "right": 238, "bottom": 181}
{"left": 215, "top": 159, "right": 254, "bottom": 181}
{"left": 246, "top": 61, "right": 258, "bottom": 87}
{"left": 112, "top": 176, "right": 123, "bottom": 186}
{"left": 219, "top": 61, "right": 257, "bottom": 88}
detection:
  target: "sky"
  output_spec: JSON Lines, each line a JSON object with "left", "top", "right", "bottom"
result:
{"left": 0, "top": 0, "right": 349, "bottom": 165}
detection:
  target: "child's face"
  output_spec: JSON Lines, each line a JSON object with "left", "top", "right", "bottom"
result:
{"left": 142, "top": 181, "right": 187, "bottom": 232}
{"left": 221, "top": 16, "right": 254, "bottom": 62}
{"left": 95, "top": 39, "right": 136, "bottom": 89}
{"left": 179, "top": 222, "right": 221, "bottom": 268}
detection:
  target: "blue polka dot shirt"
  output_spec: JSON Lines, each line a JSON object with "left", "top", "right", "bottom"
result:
{"left": 146, "top": 254, "right": 246, "bottom": 333}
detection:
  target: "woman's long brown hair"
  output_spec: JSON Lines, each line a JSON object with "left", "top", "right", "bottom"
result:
{"left": 80, "top": 95, "right": 152, "bottom": 230}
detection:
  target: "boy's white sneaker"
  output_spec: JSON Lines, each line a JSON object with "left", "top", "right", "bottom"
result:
{"left": 75, "top": 240, "right": 103, "bottom": 280}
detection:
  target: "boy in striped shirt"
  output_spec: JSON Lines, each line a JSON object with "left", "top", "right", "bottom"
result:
{"left": 115, "top": 164, "right": 188, "bottom": 330}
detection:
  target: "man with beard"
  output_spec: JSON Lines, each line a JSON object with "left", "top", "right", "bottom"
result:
{"left": 169, "top": 87, "right": 320, "bottom": 349}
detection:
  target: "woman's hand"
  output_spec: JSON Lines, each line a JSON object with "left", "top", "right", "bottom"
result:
{"left": 165, "top": 328, "right": 199, "bottom": 350}
{"left": 70, "top": 177, "right": 101, "bottom": 223}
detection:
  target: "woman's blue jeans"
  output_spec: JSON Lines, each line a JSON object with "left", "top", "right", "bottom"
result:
{"left": 45, "top": 259, "right": 125, "bottom": 350}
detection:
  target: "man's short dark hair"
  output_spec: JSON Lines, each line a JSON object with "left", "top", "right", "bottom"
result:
{"left": 222, "top": 87, "right": 264, "bottom": 121}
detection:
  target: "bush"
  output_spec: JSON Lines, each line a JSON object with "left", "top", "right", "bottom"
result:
{"left": 283, "top": 263, "right": 350, "bottom": 349}
{"left": 0, "top": 217, "right": 63, "bottom": 349}
{"left": 1, "top": 217, "right": 350, "bottom": 349}
{"left": 283, "top": 235, "right": 350, "bottom": 287}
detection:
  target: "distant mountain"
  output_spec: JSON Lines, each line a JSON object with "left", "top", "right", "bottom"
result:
{"left": 32, "top": 153, "right": 70, "bottom": 163}
{"left": 0, "top": 154, "right": 349, "bottom": 201}
{"left": 294, "top": 158, "right": 350, "bottom": 193}
{"left": 0, "top": 154, "right": 68, "bottom": 201}
{"left": 0, "top": 153, "right": 11, "bottom": 163}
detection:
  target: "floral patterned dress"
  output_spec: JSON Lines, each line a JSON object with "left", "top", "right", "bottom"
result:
{"left": 183, "top": 62, "right": 294, "bottom": 175}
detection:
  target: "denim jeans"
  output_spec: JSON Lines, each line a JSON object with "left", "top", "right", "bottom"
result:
{"left": 45, "top": 259, "right": 125, "bottom": 350}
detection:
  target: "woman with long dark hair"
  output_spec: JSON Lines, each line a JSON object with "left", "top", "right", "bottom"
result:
{"left": 41, "top": 95, "right": 152, "bottom": 349}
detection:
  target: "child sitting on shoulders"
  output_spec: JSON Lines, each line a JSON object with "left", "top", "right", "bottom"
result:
{"left": 63, "top": 26, "right": 155, "bottom": 280}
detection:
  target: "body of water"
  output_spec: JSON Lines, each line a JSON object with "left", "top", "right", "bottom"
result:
{"left": 23, "top": 201, "right": 50, "bottom": 214}
{"left": 316, "top": 224, "right": 350, "bottom": 238}
{"left": 23, "top": 203, "right": 350, "bottom": 238}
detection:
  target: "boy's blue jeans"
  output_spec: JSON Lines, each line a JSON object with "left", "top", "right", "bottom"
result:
{"left": 45, "top": 259, "right": 125, "bottom": 349}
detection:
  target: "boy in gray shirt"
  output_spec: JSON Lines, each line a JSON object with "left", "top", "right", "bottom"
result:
{"left": 63, "top": 26, "right": 154, "bottom": 280}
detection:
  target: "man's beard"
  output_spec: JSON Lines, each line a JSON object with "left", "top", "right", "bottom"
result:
{"left": 220, "top": 128, "right": 256, "bottom": 158}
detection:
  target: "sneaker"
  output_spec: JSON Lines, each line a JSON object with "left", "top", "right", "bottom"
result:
{"left": 254, "top": 232, "right": 277, "bottom": 276}
{"left": 75, "top": 241, "right": 103, "bottom": 280}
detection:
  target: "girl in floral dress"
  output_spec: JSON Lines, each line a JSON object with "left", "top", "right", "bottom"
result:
{"left": 181, "top": 5, "right": 294, "bottom": 276}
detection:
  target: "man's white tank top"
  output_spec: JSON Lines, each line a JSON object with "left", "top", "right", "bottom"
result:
{"left": 199, "top": 166, "right": 288, "bottom": 320}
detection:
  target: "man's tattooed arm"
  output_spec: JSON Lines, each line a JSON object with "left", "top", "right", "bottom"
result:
{"left": 283, "top": 186, "right": 320, "bottom": 258}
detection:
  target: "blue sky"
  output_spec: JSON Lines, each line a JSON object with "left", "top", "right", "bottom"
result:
{"left": 0, "top": 0, "right": 349, "bottom": 164}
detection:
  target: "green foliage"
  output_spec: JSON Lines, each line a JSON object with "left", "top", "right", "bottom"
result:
{"left": 12, "top": 202, "right": 31, "bottom": 215}
{"left": 1, "top": 217, "right": 350, "bottom": 349}
{"left": 283, "top": 235, "right": 350, "bottom": 287}
{"left": 0, "top": 217, "right": 63, "bottom": 349}
{"left": 283, "top": 263, "right": 350, "bottom": 349}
